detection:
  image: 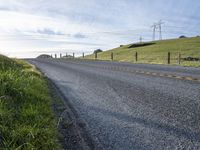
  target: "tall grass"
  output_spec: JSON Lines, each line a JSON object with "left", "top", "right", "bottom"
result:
{"left": 0, "top": 55, "right": 59, "bottom": 149}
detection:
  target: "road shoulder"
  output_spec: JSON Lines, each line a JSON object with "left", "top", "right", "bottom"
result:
{"left": 47, "top": 78, "right": 97, "bottom": 150}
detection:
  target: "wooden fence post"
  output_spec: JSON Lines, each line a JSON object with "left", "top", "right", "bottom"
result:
{"left": 135, "top": 52, "right": 138, "bottom": 62}
{"left": 95, "top": 52, "right": 97, "bottom": 60}
{"left": 168, "top": 52, "right": 170, "bottom": 64}
{"left": 111, "top": 52, "right": 113, "bottom": 61}
{"left": 178, "top": 52, "right": 181, "bottom": 65}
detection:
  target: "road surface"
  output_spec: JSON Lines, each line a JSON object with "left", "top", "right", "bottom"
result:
{"left": 29, "top": 58, "right": 200, "bottom": 150}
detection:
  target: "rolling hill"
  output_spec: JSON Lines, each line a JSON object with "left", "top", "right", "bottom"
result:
{"left": 84, "top": 37, "right": 200, "bottom": 67}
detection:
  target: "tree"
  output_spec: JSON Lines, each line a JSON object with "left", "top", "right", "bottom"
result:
{"left": 93, "top": 49, "right": 103, "bottom": 54}
{"left": 179, "top": 35, "right": 187, "bottom": 38}
{"left": 37, "top": 54, "right": 52, "bottom": 58}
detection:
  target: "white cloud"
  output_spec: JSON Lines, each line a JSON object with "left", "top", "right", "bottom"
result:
{"left": 0, "top": 9, "right": 111, "bottom": 57}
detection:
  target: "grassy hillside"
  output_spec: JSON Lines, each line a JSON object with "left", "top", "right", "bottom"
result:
{"left": 84, "top": 37, "right": 200, "bottom": 67}
{"left": 0, "top": 55, "right": 59, "bottom": 149}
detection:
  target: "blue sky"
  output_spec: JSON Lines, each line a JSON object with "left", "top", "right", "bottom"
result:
{"left": 0, "top": 0, "right": 199, "bottom": 58}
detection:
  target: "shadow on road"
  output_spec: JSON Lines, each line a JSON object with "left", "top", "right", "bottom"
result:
{"left": 87, "top": 105, "right": 200, "bottom": 142}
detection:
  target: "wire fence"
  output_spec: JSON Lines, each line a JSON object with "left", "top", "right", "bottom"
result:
{"left": 83, "top": 51, "right": 200, "bottom": 67}
{"left": 49, "top": 51, "right": 200, "bottom": 67}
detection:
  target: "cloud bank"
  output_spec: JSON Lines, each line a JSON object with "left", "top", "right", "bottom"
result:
{"left": 0, "top": 0, "right": 199, "bottom": 58}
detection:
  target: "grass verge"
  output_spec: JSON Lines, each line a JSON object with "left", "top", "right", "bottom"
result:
{"left": 0, "top": 55, "right": 59, "bottom": 149}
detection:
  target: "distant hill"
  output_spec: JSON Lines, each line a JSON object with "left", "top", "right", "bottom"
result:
{"left": 37, "top": 54, "right": 52, "bottom": 58}
{"left": 84, "top": 37, "right": 200, "bottom": 67}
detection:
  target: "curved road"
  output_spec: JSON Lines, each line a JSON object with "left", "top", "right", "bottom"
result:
{"left": 29, "top": 58, "right": 200, "bottom": 150}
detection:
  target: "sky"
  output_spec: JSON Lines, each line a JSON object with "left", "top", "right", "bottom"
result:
{"left": 0, "top": 0, "right": 199, "bottom": 58}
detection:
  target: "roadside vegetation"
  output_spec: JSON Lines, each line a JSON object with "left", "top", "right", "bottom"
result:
{"left": 84, "top": 37, "right": 200, "bottom": 67}
{"left": 0, "top": 55, "right": 59, "bottom": 149}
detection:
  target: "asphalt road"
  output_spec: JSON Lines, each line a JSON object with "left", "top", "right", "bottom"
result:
{"left": 29, "top": 58, "right": 200, "bottom": 150}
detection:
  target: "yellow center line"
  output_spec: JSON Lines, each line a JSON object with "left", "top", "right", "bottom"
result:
{"left": 67, "top": 61, "right": 200, "bottom": 83}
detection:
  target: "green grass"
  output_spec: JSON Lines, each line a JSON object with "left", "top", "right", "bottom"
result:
{"left": 0, "top": 55, "right": 59, "bottom": 149}
{"left": 84, "top": 37, "right": 200, "bottom": 67}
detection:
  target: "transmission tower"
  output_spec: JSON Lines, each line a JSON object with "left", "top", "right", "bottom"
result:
{"left": 151, "top": 20, "right": 165, "bottom": 41}
{"left": 139, "top": 36, "right": 142, "bottom": 43}
{"left": 151, "top": 23, "right": 157, "bottom": 41}
{"left": 157, "top": 20, "right": 164, "bottom": 40}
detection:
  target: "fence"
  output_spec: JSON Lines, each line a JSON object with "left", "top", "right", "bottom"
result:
{"left": 50, "top": 51, "right": 200, "bottom": 67}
